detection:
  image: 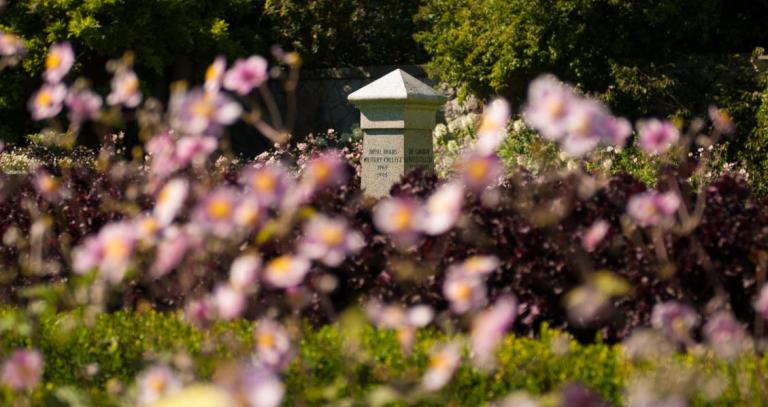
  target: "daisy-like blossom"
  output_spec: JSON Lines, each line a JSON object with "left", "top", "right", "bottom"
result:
{"left": 447, "top": 255, "right": 500, "bottom": 278}
{"left": 0, "top": 31, "right": 25, "bottom": 59}
{"left": 73, "top": 221, "right": 137, "bottom": 283}
{"left": 145, "top": 131, "right": 177, "bottom": 179}
{"left": 300, "top": 150, "right": 348, "bottom": 192}
{"left": 372, "top": 197, "right": 427, "bottom": 246}
{"left": 458, "top": 153, "right": 503, "bottom": 192}
{"left": 523, "top": 75, "right": 574, "bottom": 141}
{"left": 1, "top": 349, "right": 43, "bottom": 392}
{"left": 184, "top": 298, "right": 212, "bottom": 328}
{"left": 254, "top": 319, "right": 293, "bottom": 370}
{"left": 443, "top": 274, "right": 487, "bottom": 314}
{"left": 34, "top": 169, "right": 60, "bottom": 202}
{"left": 650, "top": 301, "right": 699, "bottom": 344}
{"left": 423, "top": 181, "right": 464, "bottom": 235}
{"left": 150, "top": 227, "right": 190, "bottom": 278}
{"left": 703, "top": 311, "right": 751, "bottom": 360}
{"left": 43, "top": 42, "right": 74, "bottom": 83}
{"left": 192, "top": 187, "right": 240, "bottom": 238}
{"left": 133, "top": 213, "right": 161, "bottom": 244}
{"left": 135, "top": 364, "right": 182, "bottom": 406}
{"left": 239, "top": 165, "right": 291, "bottom": 208}
{"left": 154, "top": 178, "right": 189, "bottom": 226}
{"left": 65, "top": 87, "right": 102, "bottom": 123}
{"left": 217, "top": 363, "right": 285, "bottom": 407}
{"left": 234, "top": 196, "right": 264, "bottom": 231}
{"left": 174, "top": 88, "right": 242, "bottom": 135}
{"left": 174, "top": 135, "right": 217, "bottom": 167}
{"left": 627, "top": 190, "right": 680, "bottom": 227}
{"left": 637, "top": 119, "right": 680, "bottom": 155}
{"left": 565, "top": 285, "right": 609, "bottom": 326}
{"left": 229, "top": 253, "right": 261, "bottom": 291}
{"left": 476, "top": 98, "right": 511, "bottom": 154}
{"left": 96, "top": 221, "right": 137, "bottom": 283}
{"left": 755, "top": 284, "right": 768, "bottom": 321}
{"left": 28, "top": 82, "right": 66, "bottom": 120}
{"left": 421, "top": 343, "right": 462, "bottom": 391}
{"left": 262, "top": 255, "right": 311, "bottom": 288}
{"left": 708, "top": 105, "right": 735, "bottom": 135}
{"left": 599, "top": 114, "right": 633, "bottom": 147}
{"left": 107, "top": 69, "right": 142, "bottom": 108}
{"left": 470, "top": 295, "right": 517, "bottom": 369}
{"left": 581, "top": 219, "right": 609, "bottom": 252}
{"left": 223, "top": 55, "right": 268, "bottom": 95}
{"left": 204, "top": 56, "right": 226, "bottom": 93}
{"left": 560, "top": 100, "right": 610, "bottom": 157}
{"left": 212, "top": 284, "right": 246, "bottom": 320}
{"left": 297, "top": 214, "right": 364, "bottom": 267}
{"left": 366, "top": 302, "right": 433, "bottom": 353}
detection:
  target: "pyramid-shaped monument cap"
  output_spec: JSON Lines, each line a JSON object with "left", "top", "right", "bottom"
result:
{"left": 348, "top": 69, "right": 445, "bottom": 106}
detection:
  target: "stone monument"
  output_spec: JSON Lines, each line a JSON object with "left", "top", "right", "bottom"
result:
{"left": 348, "top": 69, "right": 445, "bottom": 198}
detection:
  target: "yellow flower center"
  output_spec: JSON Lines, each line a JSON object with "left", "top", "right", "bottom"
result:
{"left": 104, "top": 237, "right": 130, "bottom": 261}
{"left": 392, "top": 207, "right": 412, "bottom": 231}
{"left": 312, "top": 162, "right": 331, "bottom": 183}
{"left": 158, "top": 185, "right": 173, "bottom": 204}
{"left": 258, "top": 332, "right": 275, "bottom": 348}
{"left": 467, "top": 160, "right": 489, "bottom": 181}
{"left": 207, "top": 199, "right": 232, "bottom": 220}
{"left": 120, "top": 76, "right": 139, "bottom": 95}
{"left": 237, "top": 205, "right": 259, "bottom": 226}
{"left": 429, "top": 353, "right": 450, "bottom": 370}
{"left": 38, "top": 176, "right": 58, "bottom": 193}
{"left": 452, "top": 281, "right": 472, "bottom": 301}
{"left": 269, "top": 256, "right": 292, "bottom": 274}
{"left": 140, "top": 218, "right": 159, "bottom": 236}
{"left": 253, "top": 173, "right": 276, "bottom": 192}
{"left": 45, "top": 53, "right": 61, "bottom": 70}
{"left": 205, "top": 64, "right": 220, "bottom": 83}
{"left": 320, "top": 225, "right": 344, "bottom": 246}
{"left": 546, "top": 98, "right": 565, "bottom": 119}
{"left": 148, "top": 376, "right": 167, "bottom": 393}
{"left": 36, "top": 90, "right": 53, "bottom": 108}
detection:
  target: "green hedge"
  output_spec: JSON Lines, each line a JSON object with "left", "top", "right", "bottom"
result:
{"left": 0, "top": 308, "right": 767, "bottom": 405}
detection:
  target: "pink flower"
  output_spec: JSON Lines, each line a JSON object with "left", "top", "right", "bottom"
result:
{"left": 135, "top": 364, "right": 182, "bottom": 405}
{"left": 459, "top": 153, "right": 503, "bottom": 191}
{"left": 72, "top": 236, "right": 102, "bottom": 273}
{"left": 599, "top": 115, "right": 632, "bottom": 147}
{"left": 443, "top": 274, "right": 487, "bottom": 314}
{"left": 708, "top": 105, "right": 735, "bottom": 135}
{"left": 216, "top": 363, "right": 284, "bottom": 407}
{"left": 301, "top": 150, "right": 348, "bottom": 192}
{"left": 637, "top": 119, "right": 679, "bottom": 155}
{"left": 421, "top": 343, "right": 461, "bottom": 391}
{"left": 223, "top": 55, "right": 268, "bottom": 95}
{"left": 627, "top": 190, "right": 680, "bottom": 227}
{"left": 204, "top": 56, "right": 226, "bottom": 93}
{"left": 234, "top": 196, "right": 264, "bottom": 231}
{"left": 239, "top": 165, "right": 292, "bottom": 208}
{"left": 133, "top": 213, "right": 161, "bottom": 244}
{"left": 185, "top": 298, "right": 212, "bottom": 328}
{"left": 65, "top": 87, "right": 102, "bottom": 123}
{"left": 423, "top": 181, "right": 464, "bottom": 235}
{"left": 43, "top": 42, "right": 74, "bottom": 83}
{"left": 755, "top": 284, "right": 768, "bottom": 321}
{"left": 174, "top": 135, "right": 218, "bottom": 167}
{"left": 254, "top": 319, "right": 293, "bottom": 370}
{"left": 447, "top": 255, "right": 500, "bottom": 278}
{"left": 297, "top": 214, "right": 364, "bottom": 267}
{"left": 523, "top": 75, "right": 574, "bottom": 141}
{"left": 213, "top": 284, "right": 246, "bottom": 320}
{"left": 476, "top": 98, "right": 511, "bottom": 154}
{"left": 230, "top": 253, "right": 261, "bottom": 291}
{"left": 0, "top": 31, "right": 25, "bottom": 58}
{"left": 262, "top": 255, "right": 311, "bottom": 289}
{"left": 1, "top": 349, "right": 43, "bottom": 392}
{"left": 651, "top": 301, "right": 698, "bottom": 344}
{"left": 703, "top": 311, "right": 751, "bottom": 359}
{"left": 34, "top": 169, "right": 61, "bottom": 202}
{"left": 581, "top": 219, "right": 609, "bottom": 252}
{"left": 560, "top": 100, "right": 604, "bottom": 157}
{"left": 192, "top": 187, "right": 240, "bottom": 237}
{"left": 174, "top": 88, "right": 242, "bottom": 135}
{"left": 150, "top": 227, "right": 190, "bottom": 278}
{"left": 107, "top": 69, "right": 142, "bottom": 108}
{"left": 470, "top": 295, "right": 517, "bottom": 368}
{"left": 96, "top": 221, "right": 137, "bottom": 283}
{"left": 372, "top": 197, "right": 426, "bottom": 246}
{"left": 28, "top": 82, "right": 66, "bottom": 120}
{"left": 154, "top": 178, "right": 189, "bottom": 226}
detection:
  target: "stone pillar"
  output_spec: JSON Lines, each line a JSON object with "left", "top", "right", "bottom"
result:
{"left": 348, "top": 69, "right": 445, "bottom": 198}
